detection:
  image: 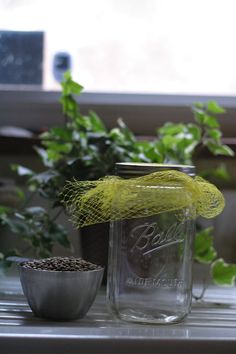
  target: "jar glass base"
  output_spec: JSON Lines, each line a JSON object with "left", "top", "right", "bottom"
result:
{"left": 115, "top": 307, "right": 187, "bottom": 324}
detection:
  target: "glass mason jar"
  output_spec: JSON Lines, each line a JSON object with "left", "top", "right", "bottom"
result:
{"left": 107, "top": 163, "right": 196, "bottom": 324}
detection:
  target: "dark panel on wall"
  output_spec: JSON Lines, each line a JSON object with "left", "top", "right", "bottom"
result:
{"left": 0, "top": 31, "right": 43, "bottom": 85}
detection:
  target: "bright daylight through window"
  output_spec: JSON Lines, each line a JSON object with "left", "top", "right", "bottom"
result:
{"left": 0, "top": 0, "right": 236, "bottom": 95}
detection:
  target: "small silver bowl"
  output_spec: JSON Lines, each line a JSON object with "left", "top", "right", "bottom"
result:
{"left": 19, "top": 264, "right": 104, "bottom": 321}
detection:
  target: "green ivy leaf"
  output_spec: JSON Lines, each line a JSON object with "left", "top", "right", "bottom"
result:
{"left": 24, "top": 207, "right": 46, "bottom": 216}
{"left": 158, "top": 122, "right": 186, "bottom": 136}
{"left": 13, "top": 187, "right": 25, "bottom": 201}
{"left": 177, "top": 138, "right": 198, "bottom": 155}
{"left": 140, "top": 144, "right": 163, "bottom": 163}
{"left": 200, "top": 163, "right": 231, "bottom": 182}
{"left": 207, "top": 128, "right": 222, "bottom": 142}
{"left": 11, "top": 164, "right": 34, "bottom": 177}
{"left": 162, "top": 135, "right": 178, "bottom": 149}
{"left": 4, "top": 217, "right": 29, "bottom": 234}
{"left": 116, "top": 118, "right": 136, "bottom": 144}
{"left": 187, "top": 124, "right": 202, "bottom": 141}
{"left": 88, "top": 111, "right": 107, "bottom": 133}
{"left": 193, "top": 108, "right": 206, "bottom": 125}
{"left": 60, "top": 94, "right": 79, "bottom": 118}
{"left": 211, "top": 258, "right": 236, "bottom": 286}
{"left": 207, "top": 101, "right": 226, "bottom": 114}
{"left": 46, "top": 142, "right": 72, "bottom": 158}
{"left": 43, "top": 127, "right": 73, "bottom": 141}
{"left": 194, "top": 227, "right": 217, "bottom": 264}
{"left": 61, "top": 71, "right": 84, "bottom": 96}
{"left": 0, "top": 205, "right": 11, "bottom": 216}
{"left": 207, "top": 142, "right": 235, "bottom": 157}
{"left": 213, "top": 164, "right": 231, "bottom": 181}
{"left": 34, "top": 147, "right": 53, "bottom": 167}
{"left": 192, "top": 102, "right": 222, "bottom": 128}
{"left": 50, "top": 142, "right": 72, "bottom": 153}
{"left": 203, "top": 115, "right": 220, "bottom": 128}
{"left": 30, "top": 170, "right": 60, "bottom": 186}
{"left": 194, "top": 102, "right": 204, "bottom": 109}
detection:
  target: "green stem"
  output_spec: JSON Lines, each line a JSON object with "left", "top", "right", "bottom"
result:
{"left": 192, "top": 267, "right": 210, "bottom": 302}
{"left": 19, "top": 190, "right": 37, "bottom": 211}
{"left": 52, "top": 207, "right": 64, "bottom": 222}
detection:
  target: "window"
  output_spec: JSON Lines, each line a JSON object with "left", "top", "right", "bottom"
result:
{"left": 0, "top": 0, "right": 236, "bottom": 95}
{"left": 0, "top": 0, "right": 236, "bottom": 137}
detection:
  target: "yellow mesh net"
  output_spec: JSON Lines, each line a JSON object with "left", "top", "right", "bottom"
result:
{"left": 61, "top": 171, "right": 225, "bottom": 228}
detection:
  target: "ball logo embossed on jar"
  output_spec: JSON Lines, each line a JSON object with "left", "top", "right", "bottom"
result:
{"left": 127, "top": 219, "right": 185, "bottom": 278}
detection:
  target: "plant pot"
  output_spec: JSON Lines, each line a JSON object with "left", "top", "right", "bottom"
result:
{"left": 80, "top": 222, "right": 109, "bottom": 284}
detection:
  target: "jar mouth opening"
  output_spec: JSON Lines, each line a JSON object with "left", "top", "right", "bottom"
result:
{"left": 115, "top": 162, "right": 196, "bottom": 177}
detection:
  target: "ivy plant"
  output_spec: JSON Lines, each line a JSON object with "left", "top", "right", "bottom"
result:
{"left": 0, "top": 73, "right": 144, "bottom": 266}
{"left": 146, "top": 101, "right": 235, "bottom": 291}
{"left": 193, "top": 227, "right": 236, "bottom": 299}
{"left": 0, "top": 72, "right": 235, "bottom": 291}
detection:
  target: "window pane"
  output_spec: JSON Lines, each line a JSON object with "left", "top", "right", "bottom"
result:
{"left": 0, "top": 0, "right": 236, "bottom": 95}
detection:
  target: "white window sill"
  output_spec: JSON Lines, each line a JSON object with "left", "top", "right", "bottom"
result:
{"left": 0, "top": 278, "right": 236, "bottom": 354}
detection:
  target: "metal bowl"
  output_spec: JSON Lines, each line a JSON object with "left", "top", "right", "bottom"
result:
{"left": 19, "top": 264, "right": 104, "bottom": 321}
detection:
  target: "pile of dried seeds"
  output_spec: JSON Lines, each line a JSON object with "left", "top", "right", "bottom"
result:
{"left": 21, "top": 256, "right": 102, "bottom": 272}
